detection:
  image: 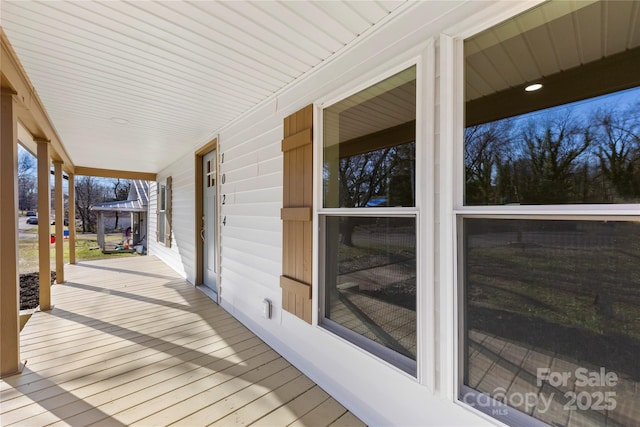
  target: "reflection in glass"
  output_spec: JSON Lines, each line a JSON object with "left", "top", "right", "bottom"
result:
{"left": 464, "top": 92, "right": 640, "bottom": 205}
{"left": 323, "top": 66, "right": 416, "bottom": 208}
{"left": 323, "top": 216, "right": 416, "bottom": 373}
{"left": 463, "top": 219, "right": 640, "bottom": 426}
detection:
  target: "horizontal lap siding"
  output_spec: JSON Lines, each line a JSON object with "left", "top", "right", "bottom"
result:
{"left": 219, "top": 105, "right": 284, "bottom": 318}
{"left": 149, "top": 153, "right": 195, "bottom": 282}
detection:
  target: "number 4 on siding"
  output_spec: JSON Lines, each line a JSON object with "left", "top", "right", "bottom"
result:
{"left": 223, "top": 216, "right": 226, "bottom": 226}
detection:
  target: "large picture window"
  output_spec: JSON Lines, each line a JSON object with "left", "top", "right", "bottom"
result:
{"left": 459, "top": 2, "right": 640, "bottom": 426}
{"left": 321, "top": 66, "right": 418, "bottom": 375}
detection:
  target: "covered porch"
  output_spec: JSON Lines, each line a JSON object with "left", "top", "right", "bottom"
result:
{"left": 1, "top": 256, "right": 364, "bottom": 426}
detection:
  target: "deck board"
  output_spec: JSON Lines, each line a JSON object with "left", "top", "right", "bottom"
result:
{"left": 1, "top": 257, "right": 366, "bottom": 427}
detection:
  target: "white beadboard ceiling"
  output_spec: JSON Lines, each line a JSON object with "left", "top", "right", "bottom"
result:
{"left": 1, "top": 0, "right": 407, "bottom": 174}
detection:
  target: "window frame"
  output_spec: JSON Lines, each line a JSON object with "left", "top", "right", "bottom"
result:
{"left": 158, "top": 183, "right": 166, "bottom": 244}
{"left": 314, "top": 47, "right": 435, "bottom": 386}
{"left": 156, "top": 177, "right": 172, "bottom": 247}
{"left": 319, "top": 211, "right": 419, "bottom": 376}
{"left": 449, "top": 2, "right": 640, "bottom": 424}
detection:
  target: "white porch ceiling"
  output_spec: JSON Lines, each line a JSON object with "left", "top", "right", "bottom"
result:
{"left": 1, "top": 0, "right": 407, "bottom": 174}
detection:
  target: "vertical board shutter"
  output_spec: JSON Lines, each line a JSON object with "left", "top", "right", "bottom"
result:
{"left": 165, "top": 176, "right": 172, "bottom": 248}
{"left": 280, "top": 105, "right": 313, "bottom": 323}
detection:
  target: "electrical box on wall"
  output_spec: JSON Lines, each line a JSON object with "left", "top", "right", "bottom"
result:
{"left": 262, "top": 298, "right": 272, "bottom": 319}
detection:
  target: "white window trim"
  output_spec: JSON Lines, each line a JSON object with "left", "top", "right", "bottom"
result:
{"left": 438, "top": 32, "right": 462, "bottom": 403}
{"left": 313, "top": 43, "right": 436, "bottom": 389}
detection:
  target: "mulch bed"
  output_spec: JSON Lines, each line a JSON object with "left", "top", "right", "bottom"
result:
{"left": 20, "top": 272, "right": 55, "bottom": 310}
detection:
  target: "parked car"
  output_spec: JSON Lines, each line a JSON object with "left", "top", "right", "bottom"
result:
{"left": 26, "top": 211, "right": 36, "bottom": 217}
{"left": 26, "top": 217, "right": 38, "bottom": 224}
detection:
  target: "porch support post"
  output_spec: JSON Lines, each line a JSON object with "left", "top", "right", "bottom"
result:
{"left": 0, "top": 90, "right": 23, "bottom": 377}
{"left": 36, "top": 138, "right": 52, "bottom": 311}
{"left": 68, "top": 173, "right": 76, "bottom": 264}
{"left": 53, "top": 160, "right": 64, "bottom": 283}
{"left": 97, "top": 212, "right": 104, "bottom": 250}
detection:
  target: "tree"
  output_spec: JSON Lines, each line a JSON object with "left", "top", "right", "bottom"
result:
{"left": 18, "top": 147, "right": 37, "bottom": 211}
{"left": 111, "top": 179, "right": 131, "bottom": 230}
{"left": 75, "top": 176, "right": 108, "bottom": 232}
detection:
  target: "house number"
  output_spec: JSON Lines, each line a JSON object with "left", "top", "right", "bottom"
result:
{"left": 223, "top": 216, "right": 227, "bottom": 226}
{"left": 221, "top": 174, "right": 226, "bottom": 184}
{"left": 222, "top": 194, "right": 226, "bottom": 205}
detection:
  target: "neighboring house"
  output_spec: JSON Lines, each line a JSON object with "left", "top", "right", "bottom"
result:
{"left": 91, "top": 180, "right": 149, "bottom": 253}
{"left": 2, "top": 1, "right": 639, "bottom": 426}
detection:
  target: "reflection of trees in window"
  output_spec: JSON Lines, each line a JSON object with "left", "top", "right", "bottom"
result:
{"left": 336, "top": 141, "right": 415, "bottom": 247}
{"left": 518, "top": 114, "right": 593, "bottom": 204}
{"left": 338, "top": 141, "right": 415, "bottom": 208}
{"left": 465, "top": 96, "right": 640, "bottom": 205}
{"left": 464, "top": 120, "right": 512, "bottom": 204}
{"left": 595, "top": 103, "right": 640, "bottom": 201}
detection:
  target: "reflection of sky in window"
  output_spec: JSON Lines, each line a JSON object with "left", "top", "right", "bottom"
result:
{"left": 506, "top": 85, "right": 640, "bottom": 159}
{"left": 514, "top": 85, "right": 640, "bottom": 124}
{"left": 472, "top": 84, "right": 640, "bottom": 193}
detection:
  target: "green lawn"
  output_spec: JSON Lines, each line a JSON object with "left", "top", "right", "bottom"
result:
{"left": 19, "top": 228, "right": 137, "bottom": 274}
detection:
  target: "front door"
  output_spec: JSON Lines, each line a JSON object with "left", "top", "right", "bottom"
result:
{"left": 202, "top": 149, "right": 218, "bottom": 297}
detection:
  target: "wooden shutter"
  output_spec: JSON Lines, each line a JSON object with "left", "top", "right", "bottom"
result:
{"left": 280, "top": 105, "right": 313, "bottom": 323}
{"left": 165, "top": 176, "right": 172, "bottom": 247}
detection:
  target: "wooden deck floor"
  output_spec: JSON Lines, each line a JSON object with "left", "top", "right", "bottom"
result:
{"left": 1, "top": 257, "right": 365, "bottom": 427}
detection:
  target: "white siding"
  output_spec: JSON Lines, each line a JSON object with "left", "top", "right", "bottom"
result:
{"left": 151, "top": 2, "right": 540, "bottom": 426}
{"left": 148, "top": 152, "right": 195, "bottom": 282}
{"left": 218, "top": 99, "right": 284, "bottom": 320}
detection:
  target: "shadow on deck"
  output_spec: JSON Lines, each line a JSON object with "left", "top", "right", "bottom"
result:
{"left": 1, "top": 256, "right": 365, "bottom": 427}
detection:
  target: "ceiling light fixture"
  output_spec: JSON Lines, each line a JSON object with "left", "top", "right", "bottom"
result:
{"left": 111, "top": 117, "right": 129, "bottom": 124}
{"left": 525, "top": 83, "right": 543, "bottom": 92}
